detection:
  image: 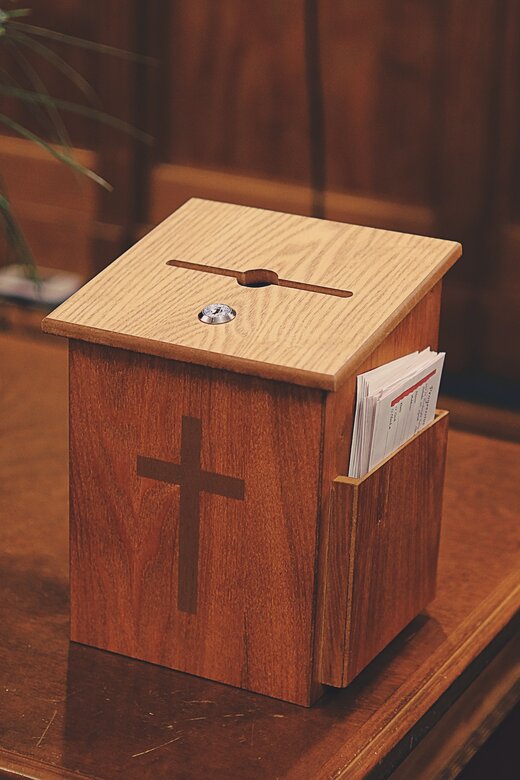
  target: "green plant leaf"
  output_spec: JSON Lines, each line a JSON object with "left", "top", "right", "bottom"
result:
{"left": 5, "top": 9, "right": 31, "bottom": 19}
{"left": 9, "top": 20, "right": 156, "bottom": 65}
{"left": 0, "top": 83, "right": 152, "bottom": 143}
{"left": 0, "top": 9, "right": 155, "bottom": 281}
{"left": 5, "top": 39, "right": 73, "bottom": 153}
{"left": 7, "top": 28, "right": 100, "bottom": 103}
{"left": 0, "top": 7, "right": 31, "bottom": 30}
{"left": 0, "top": 113, "right": 112, "bottom": 189}
{"left": 0, "top": 188, "right": 40, "bottom": 288}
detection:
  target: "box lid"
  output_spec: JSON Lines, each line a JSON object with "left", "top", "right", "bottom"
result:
{"left": 42, "top": 198, "right": 461, "bottom": 390}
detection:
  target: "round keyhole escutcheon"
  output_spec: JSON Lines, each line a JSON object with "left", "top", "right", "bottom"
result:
{"left": 198, "top": 303, "right": 236, "bottom": 324}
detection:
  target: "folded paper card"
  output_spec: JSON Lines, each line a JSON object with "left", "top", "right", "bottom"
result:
{"left": 348, "top": 348, "right": 445, "bottom": 478}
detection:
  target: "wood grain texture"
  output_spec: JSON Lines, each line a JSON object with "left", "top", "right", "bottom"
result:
{"left": 319, "top": 411, "right": 449, "bottom": 688}
{"left": 42, "top": 198, "right": 460, "bottom": 389}
{"left": 1, "top": 333, "right": 520, "bottom": 778}
{"left": 320, "top": 0, "right": 439, "bottom": 201}
{"left": 91, "top": 0, "right": 142, "bottom": 275}
{"left": 164, "top": 0, "right": 310, "bottom": 182}
{"left": 69, "top": 339, "right": 323, "bottom": 706}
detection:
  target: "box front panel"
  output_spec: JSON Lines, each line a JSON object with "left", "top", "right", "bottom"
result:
{"left": 69, "top": 341, "right": 323, "bottom": 704}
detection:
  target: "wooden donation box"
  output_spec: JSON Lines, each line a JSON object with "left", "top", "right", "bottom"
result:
{"left": 42, "top": 199, "right": 461, "bottom": 706}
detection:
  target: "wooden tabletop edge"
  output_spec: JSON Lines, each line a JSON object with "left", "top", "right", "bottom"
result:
{"left": 311, "top": 574, "right": 520, "bottom": 780}
{"left": 0, "top": 746, "right": 101, "bottom": 780}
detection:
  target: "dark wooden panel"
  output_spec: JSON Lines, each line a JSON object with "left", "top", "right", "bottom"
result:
{"left": 69, "top": 340, "right": 323, "bottom": 705}
{"left": 480, "top": 0, "right": 520, "bottom": 386}
{"left": 433, "top": 0, "right": 502, "bottom": 278}
{"left": 372, "top": 0, "right": 441, "bottom": 203}
{"left": 320, "top": 0, "right": 440, "bottom": 203}
{"left": 93, "top": 0, "right": 143, "bottom": 264}
{"left": 490, "top": 0, "right": 520, "bottom": 226}
{"left": 163, "top": 0, "right": 310, "bottom": 183}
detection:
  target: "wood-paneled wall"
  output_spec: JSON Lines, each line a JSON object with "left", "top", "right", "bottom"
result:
{"left": 0, "top": 0, "right": 518, "bottom": 402}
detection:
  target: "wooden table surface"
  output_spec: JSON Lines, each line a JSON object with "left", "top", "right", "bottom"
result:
{"left": 0, "top": 332, "right": 519, "bottom": 780}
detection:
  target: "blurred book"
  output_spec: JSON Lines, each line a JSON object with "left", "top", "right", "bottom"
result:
{"left": 348, "top": 348, "right": 445, "bottom": 478}
{"left": 0, "top": 264, "right": 82, "bottom": 307}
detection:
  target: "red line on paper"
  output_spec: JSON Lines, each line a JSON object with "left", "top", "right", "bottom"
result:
{"left": 391, "top": 370, "right": 436, "bottom": 407}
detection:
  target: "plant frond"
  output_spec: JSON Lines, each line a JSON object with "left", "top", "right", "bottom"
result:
{"left": 5, "top": 9, "right": 31, "bottom": 20}
{"left": 0, "top": 188, "right": 39, "bottom": 285}
{"left": 0, "top": 113, "right": 112, "bottom": 189}
{"left": 9, "top": 20, "right": 156, "bottom": 65}
{"left": 8, "top": 28, "right": 100, "bottom": 103}
{"left": 0, "top": 7, "right": 31, "bottom": 26}
{"left": 0, "top": 83, "right": 152, "bottom": 143}
{"left": 5, "top": 39, "right": 73, "bottom": 153}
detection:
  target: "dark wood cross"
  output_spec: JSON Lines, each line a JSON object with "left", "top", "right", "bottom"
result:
{"left": 137, "top": 416, "right": 245, "bottom": 614}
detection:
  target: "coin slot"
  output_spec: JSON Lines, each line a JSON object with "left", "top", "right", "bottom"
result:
{"left": 237, "top": 269, "right": 279, "bottom": 288}
{"left": 167, "top": 259, "right": 352, "bottom": 298}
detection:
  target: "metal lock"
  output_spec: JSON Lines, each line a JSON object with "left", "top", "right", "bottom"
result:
{"left": 198, "top": 303, "right": 236, "bottom": 325}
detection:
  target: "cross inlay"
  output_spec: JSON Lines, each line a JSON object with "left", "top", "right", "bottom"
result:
{"left": 137, "top": 416, "right": 245, "bottom": 614}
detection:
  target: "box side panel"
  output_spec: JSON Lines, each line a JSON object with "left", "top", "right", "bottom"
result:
{"left": 69, "top": 341, "right": 323, "bottom": 705}
{"left": 315, "top": 283, "right": 442, "bottom": 686}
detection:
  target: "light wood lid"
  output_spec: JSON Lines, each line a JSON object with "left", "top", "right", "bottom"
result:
{"left": 42, "top": 198, "right": 461, "bottom": 390}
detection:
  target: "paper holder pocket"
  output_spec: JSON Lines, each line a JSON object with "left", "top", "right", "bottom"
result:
{"left": 318, "top": 409, "right": 449, "bottom": 688}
